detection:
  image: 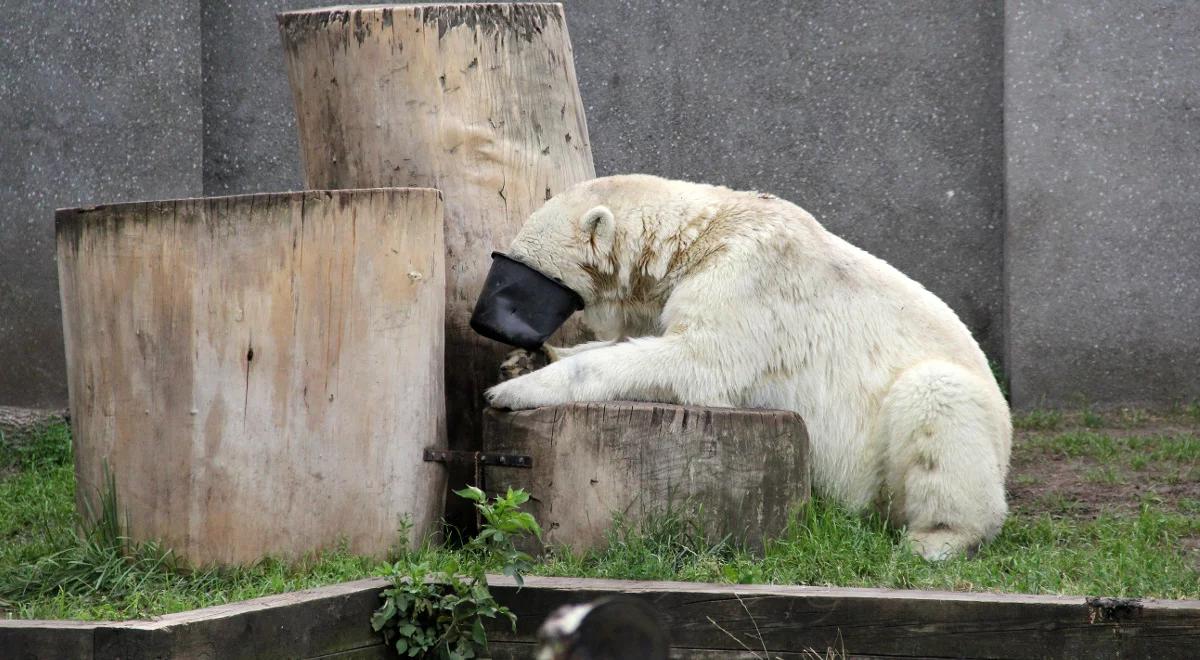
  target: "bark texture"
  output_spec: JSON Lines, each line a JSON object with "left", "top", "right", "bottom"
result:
{"left": 483, "top": 402, "right": 810, "bottom": 553}
{"left": 279, "top": 4, "right": 597, "bottom": 455}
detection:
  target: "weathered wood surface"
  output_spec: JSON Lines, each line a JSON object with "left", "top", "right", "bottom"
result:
{"left": 0, "top": 619, "right": 98, "bottom": 660}
{"left": 0, "top": 406, "right": 67, "bottom": 458}
{"left": 485, "top": 576, "right": 1200, "bottom": 660}
{"left": 279, "top": 4, "right": 597, "bottom": 462}
{"left": 7, "top": 576, "right": 1200, "bottom": 659}
{"left": 0, "top": 578, "right": 391, "bottom": 660}
{"left": 94, "top": 578, "right": 390, "bottom": 659}
{"left": 55, "top": 189, "right": 446, "bottom": 565}
{"left": 483, "top": 402, "right": 811, "bottom": 552}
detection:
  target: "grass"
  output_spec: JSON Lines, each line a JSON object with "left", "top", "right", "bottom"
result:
{"left": 534, "top": 498, "right": 1200, "bottom": 599}
{"left": 1013, "top": 409, "right": 1064, "bottom": 431}
{"left": 1023, "top": 430, "right": 1200, "bottom": 463}
{"left": 0, "top": 424, "right": 391, "bottom": 620}
{"left": 3, "top": 413, "right": 1200, "bottom": 621}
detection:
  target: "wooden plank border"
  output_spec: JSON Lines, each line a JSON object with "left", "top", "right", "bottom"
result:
{"left": 1, "top": 578, "right": 390, "bottom": 660}
{"left": 3, "top": 576, "right": 1199, "bottom": 659}
{"left": 487, "top": 577, "right": 1200, "bottom": 659}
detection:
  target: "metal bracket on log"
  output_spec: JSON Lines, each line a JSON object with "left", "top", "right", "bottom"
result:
{"left": 424, "top": 449, "right": 532, "bottom": 530}
{"left": 423, "top": 449, "right": 533, "bottom": 469}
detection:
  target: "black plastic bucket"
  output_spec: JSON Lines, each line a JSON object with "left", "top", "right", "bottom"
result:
{"left": 469, "top": 252, "right": 585, "bottom": 350}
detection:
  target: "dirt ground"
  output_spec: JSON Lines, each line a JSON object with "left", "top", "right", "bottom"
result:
{"left": 1008, "top": 415, "right": 1200, "bottom": 517}
{"left": 1007, "top": 409, "right": 1200, "bottom": 569}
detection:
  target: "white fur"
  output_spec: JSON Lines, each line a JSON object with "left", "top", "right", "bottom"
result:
{"left": 486, "top": 175, "right": 1012, "bottom": 560}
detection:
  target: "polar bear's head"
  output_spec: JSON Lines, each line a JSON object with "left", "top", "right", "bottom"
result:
{"left": 474, "top": 175, "right": 698, "bottom": 348}
{"left": 505, "top": 174, "right": 694, "bottom": 307}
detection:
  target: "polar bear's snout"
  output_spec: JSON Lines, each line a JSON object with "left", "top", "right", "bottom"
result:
{"left": 470, "top": 251, "right": 585, "bottom": 350}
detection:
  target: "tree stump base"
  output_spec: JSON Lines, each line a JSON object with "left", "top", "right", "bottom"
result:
{"left": 56, "top": 189, "right": 447, "bottom": 565}
{"left": 482, "top": 402, "right": 810, "bottom": 553}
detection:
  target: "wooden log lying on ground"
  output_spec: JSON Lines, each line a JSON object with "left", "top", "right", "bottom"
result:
{"left": 6, "top": 576, "right": 1200, "bottom": 659}
{"left": 55, "top": 189, "right": 446, "bottom": 565}
{"left": 279, "top": 4, "right": 597, "bottom": 461}
{"left": 482, "top": 402, "right": 810, "bottom": 552}
{"left": 485, "top": 576, "right": 1200, "bottom": 660}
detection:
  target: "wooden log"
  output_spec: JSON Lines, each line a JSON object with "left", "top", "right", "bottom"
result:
{"left": 93, "top": 578, "right": 391, "bottom": 659}
{"left": 0, "top": 620, "right": 98, "bottom": 660}
{"left": 7, "top": 576, "right": 1200, "bottom": 659}
{"left": 278, "top": 4, "right": 597, "bottom": 459}
{"left": 485, "top": 576, "right": 1200, "bottom": 660}
{"left": 55, "top": 189, "right": 446, "bottom": 565}
{"left": 482, "top": 403, "right": 810, "bottom": 552}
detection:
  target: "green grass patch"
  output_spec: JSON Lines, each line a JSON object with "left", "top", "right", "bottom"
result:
{"left": 0, "top": 424, "right": 394, "bottom": 620}
{"left": 4, "top": 422, "right": 1199, "bottom": 621}
{"left": 537, "top": 500, "right": 1200, "bottom": 599}
{"left": 1187, "top": 401, "right": 1200, "bottom": 423}
{"left": 1013, "top": 409, "right": 1064, "bottom": 431}
{"left": 1083, "top": 466, "right": 1123, "bottom": 486}
{"left": 1024, "top": 430, "right": 1200, "bottom": 463}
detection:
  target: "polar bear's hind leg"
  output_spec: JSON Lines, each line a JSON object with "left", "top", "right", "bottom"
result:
{"left": 879, "top": 360, "right": 1008, "bottom": 561}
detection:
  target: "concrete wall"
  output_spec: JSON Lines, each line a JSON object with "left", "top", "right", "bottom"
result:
{"left": 0, "top": 0, "right": 202, "bottom": 408}
{"left": 1, "top": 0, "right": 1196, "bottom": 409}
{"left": 1006, "top": 1, "right": 1200, "bottom": 408}
{"left": 201, "top": 0, "right": 306, "bottom": 194}
{"left": 572, "top": 1, "right": 1008, "bottom": 361}
{"left": 199, "top": 0, "right": 1006, "bottom": 361}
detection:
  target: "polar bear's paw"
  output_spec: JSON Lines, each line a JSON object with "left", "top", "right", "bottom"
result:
{"left": 907, "top": 528, "right": 979, "bottom": 562}
{"left": 498, "top": 348, "right": 549, "bottom": 382}
{"left": 485, "top": 369, "right": 571, "bottom": 410}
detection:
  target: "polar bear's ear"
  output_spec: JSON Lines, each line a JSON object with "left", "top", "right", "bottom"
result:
{"left": 579, "top": 206, "right": 614, "bottom": 243}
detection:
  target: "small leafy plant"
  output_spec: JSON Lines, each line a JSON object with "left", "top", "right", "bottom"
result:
{"left": 371, "top": 487, "right": 541, "bottom": 659}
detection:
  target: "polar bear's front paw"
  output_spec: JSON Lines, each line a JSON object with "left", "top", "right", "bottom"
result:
{"left": 485, "top": 369, "right": 571, "bottom": 410}
{"left": 498, "top": 348, "right": 549, "bottom": 382}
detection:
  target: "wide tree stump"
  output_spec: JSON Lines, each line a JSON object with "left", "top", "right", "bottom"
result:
{"left": 483, "top": 403, "right": 810, "bottom": 552}
{"left": 278, "top": 5, "right": 597, "bottom": 456}
{"left": 56, "top": 189, "right": 446, "bottom": 565}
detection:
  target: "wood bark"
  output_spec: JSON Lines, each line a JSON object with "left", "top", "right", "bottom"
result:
{"left": 482, "top": 402, "right": 811, "bottom": 553}
{"left": 278, "top": 4, "right": 597, "bottom": 459}
{"left": 55, "top": 189, "right": 446, "bottom": 565}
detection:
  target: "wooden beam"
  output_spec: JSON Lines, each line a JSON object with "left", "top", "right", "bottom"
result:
{"left": 0, "top": 578, "right": 390, "bottom": 660}
{"left": 0, "top": 619, "right": 97, "bottom": 660}
{"left": 486, "top": 576, "right": 1200, "bottom": 659}
{"left": 94, "top": 578, "right": 390, "bottom": 659}
{"left": 5, "top": 576, "right": 1199, "bottom": 658}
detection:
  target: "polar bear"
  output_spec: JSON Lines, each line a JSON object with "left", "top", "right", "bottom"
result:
{"left": 484, "top": 174, "right": 1012, "bottom": 560}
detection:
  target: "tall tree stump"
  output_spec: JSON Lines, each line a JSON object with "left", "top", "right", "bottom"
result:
{"left": 278, "top": 4, "right": 597, "bottom": 459}
{"left": 483, "top": 403, "right": 810, "bottom": 552}
{"left": 56, "top": 189, "right": 446, "bottom": 565}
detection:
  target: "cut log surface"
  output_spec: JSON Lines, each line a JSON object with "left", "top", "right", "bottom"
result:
{"left": 55, "top": 189, "right": 446, "bottom": 565}
{"left": 483, "top": 402, "right": 810, "bottom": 552}
{"left": 279, "top": 4, "right": 597, "bottom": 452}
